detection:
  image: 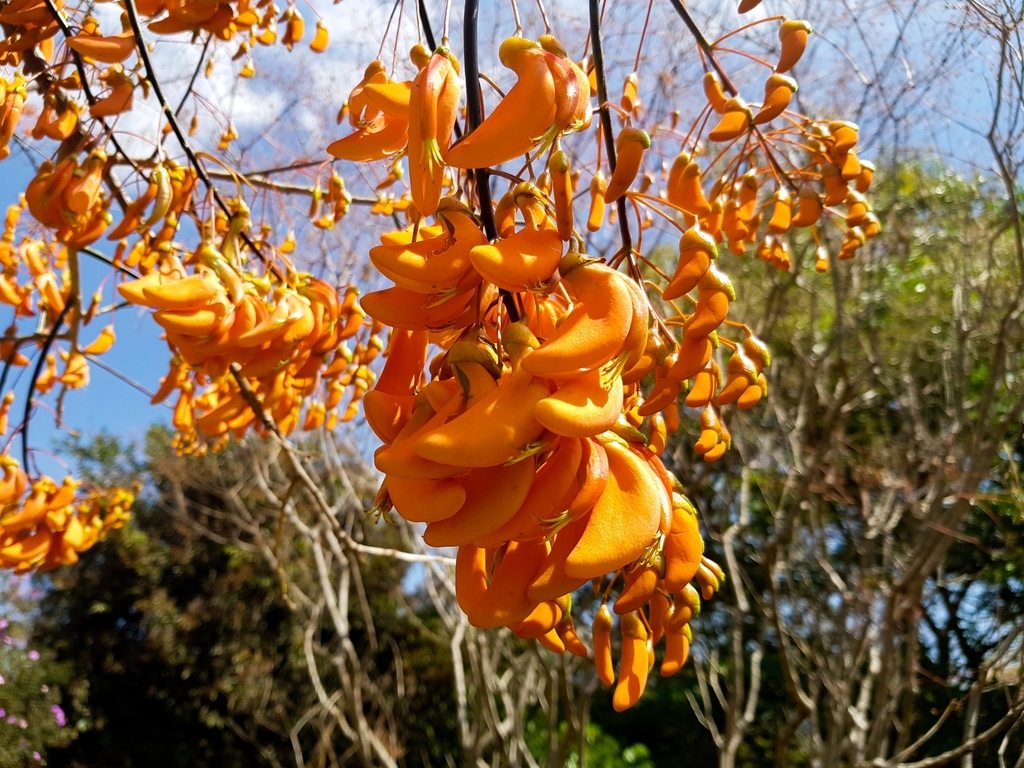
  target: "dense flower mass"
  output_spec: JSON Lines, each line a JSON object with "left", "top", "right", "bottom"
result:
{"left": 324, "top": 8, "right": 875, "bottom": 708}
{"left": 0, "top": 456, "right": 131, "bottom": 573}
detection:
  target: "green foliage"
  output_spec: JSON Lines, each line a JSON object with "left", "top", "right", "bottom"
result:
{"left": 0, "top": 612, "right": 75, "bottom": 767}
{"left": 525, "top": 717, "right": 656, "bottom": 768}
{"left": 578, "top": 725, "right": 655, "bottom": 768}
{"left": 33, "top": 459, "right": 304, "bottom": 765}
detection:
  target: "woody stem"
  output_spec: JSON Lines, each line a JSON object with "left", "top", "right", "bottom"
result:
{"left": 463, "top": 0, "right": 520, "bottom": 322}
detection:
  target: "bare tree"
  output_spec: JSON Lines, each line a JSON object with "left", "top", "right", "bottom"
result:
{"left": 662, "top": 4, "right": 1024, "bottom": 767}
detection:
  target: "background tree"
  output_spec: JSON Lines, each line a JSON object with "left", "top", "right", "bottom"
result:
{"left": 0, "top": 608, "right": 75, "bottom": 767}
{"left": 35, "top": 429, "right": 473, "bottom": 767}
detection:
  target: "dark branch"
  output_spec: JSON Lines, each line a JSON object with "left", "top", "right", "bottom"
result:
{"left": 665, "top": 0, "right": 791, "bottom": 186}
{"left": 463, "top": 0, "right": 518, "bottom": 322}
{"left": 21, "top": 297, "right": 75, "bottom": 469}
{"left": 589, "top": 0, "right": 633, "bottom": 258}
{"left": 175, "top": 34, "right": 212, "bottom": 117}
{"left": 80, "top": 246, "right": 141, "bottom": 280}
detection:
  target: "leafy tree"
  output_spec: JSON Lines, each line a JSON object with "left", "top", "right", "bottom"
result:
{"left": 0, "top": 613, "right": 75, "bottom": 768}
{"left": 34, "top": 429, "right": 465, "bottom": 767}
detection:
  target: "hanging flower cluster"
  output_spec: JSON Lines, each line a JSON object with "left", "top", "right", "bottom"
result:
{"left": 326, "top": 0, "right": 876, "bottom": 708}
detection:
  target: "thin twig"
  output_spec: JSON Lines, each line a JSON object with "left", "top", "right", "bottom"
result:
{"left": 85, "top": 353, "right": 168, "bottom": 405}
{"left": 228, "top": 365, "right": 451, "bottom": 565}
{"left": 80, "top": 246, "right": 141, "bottom": 280}
{"left": 204, "top": 169, "right": 377, "bottom": 204}
{"left": 174, "top": 34, "right": 212, "bottom": 117}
